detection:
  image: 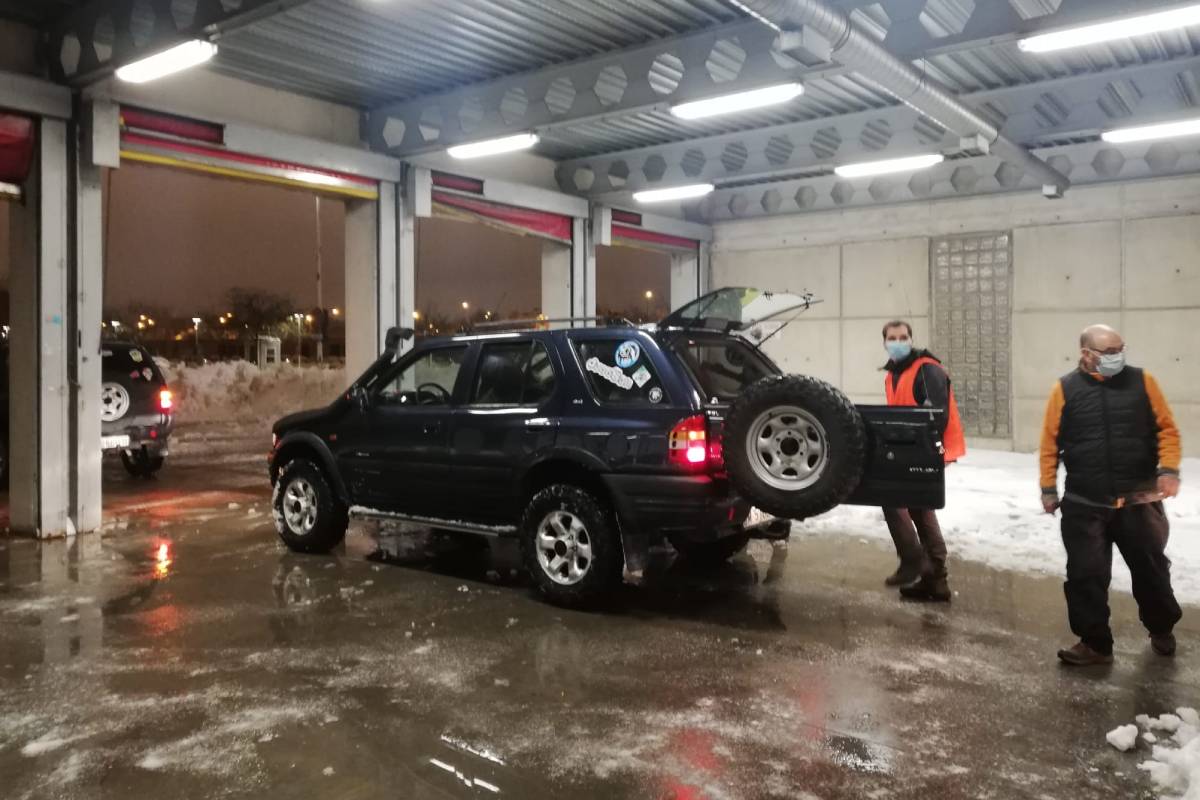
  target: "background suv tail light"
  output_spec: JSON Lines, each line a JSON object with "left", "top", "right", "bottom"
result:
{"left": 159, "top": 388, "right": 174, "bottom": 412}
{"left": 669, "top": 414, "right": 710, "bottom": 469}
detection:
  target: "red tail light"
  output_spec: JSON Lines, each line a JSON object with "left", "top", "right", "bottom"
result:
{"left": 158, "top": 388, "right": 174, "bottom": 412}
{"left": 669, "top": 414, "right": 710, "bottom": 469}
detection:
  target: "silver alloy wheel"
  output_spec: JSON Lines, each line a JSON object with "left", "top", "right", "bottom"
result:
{"left": 100, "top": 382, "right": 131, "bottom": 422}
{"left": 282, "top": 478, "right": 319, "bottom": 535}
{"left": 746, "top": 405, "right": 829, "bottom": 492}
{"left": 535, "top": 509, "right": 593, "bottom": 586}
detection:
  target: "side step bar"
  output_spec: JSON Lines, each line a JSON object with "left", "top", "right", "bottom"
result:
{"left": 348, "top": 506, "right": 517, "bottom": 537}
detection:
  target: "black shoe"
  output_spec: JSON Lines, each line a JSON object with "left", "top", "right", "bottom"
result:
{"left": 1057, "top": 641, "right": 1114, "bottom": 666}
{"left": 1151, "top": 633, "right": 1177, "bottom": 657}
{"left": 899, "top": 576, "right": 951, "bottom": 602}
{"left": 885, "top": 565, "right": 922, "bottom": 587}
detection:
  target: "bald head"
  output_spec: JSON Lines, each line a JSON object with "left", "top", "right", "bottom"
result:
{"left": 1080, "top": 324, "right": 1123, "bottom": 351}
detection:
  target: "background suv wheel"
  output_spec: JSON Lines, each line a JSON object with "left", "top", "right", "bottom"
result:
{"left": 273, "top": 458, "right": 349, "bottom": 553}
{"left": 521, "top": 484, "right": 622, "bottom": 607}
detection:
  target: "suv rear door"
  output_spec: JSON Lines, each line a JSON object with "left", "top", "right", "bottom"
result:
{"left": 450, "top": 336, "right": 563, "bottom": 524}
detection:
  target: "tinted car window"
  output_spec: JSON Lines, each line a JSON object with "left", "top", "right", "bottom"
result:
{"left": 102, "top": 344, "right": 164, "bottom": 384}
{"left": 573, "top": 338, "right": 666, "bottom": 405}
{"left": 472, "top": 341, "right": 557, "bottom": 406}
{"left": 377, "top": 346, "right": 467, "bottom": 406}
{"left": 671, "top": 338, "right": 775, "bottom": 403}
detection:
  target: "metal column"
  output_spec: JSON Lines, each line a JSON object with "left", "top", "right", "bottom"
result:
{"left": 571, "top": 217, "right": 595, "bottom": 320}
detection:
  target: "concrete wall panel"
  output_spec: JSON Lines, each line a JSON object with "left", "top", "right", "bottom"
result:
{"left": 1012, "top": 311, "right": 1100, "bottom": 399}
{"left": 1013, "top": 397, "right": 1047, "bottom": 454}
{"left": 1013, "top": 222, "right": 1121, "bottom": 311}
{"left": 842, "top": 237, "right": 929, "bottom": 319}
{"left": 1123, "top": 216, "right": 1200, "bottom": 309}
{"left": 711, "top": 245, "right": 841, "bottom": 318}
{"left": 763, "top": 319, "right": 840, "bottom": 384}
{"left": 1123, "top": 309, "right": 1200, "bottom": 403}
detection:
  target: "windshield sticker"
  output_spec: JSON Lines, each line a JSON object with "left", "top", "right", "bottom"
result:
{"left": 614, "top": 340, "right": 641, "bottom": 369}
{"left": 631, "top": 365, "right": 652, "bottom": 388}
{"left": 648, "top": 387, "right": 663, "bottom": 404}
{"left": 129, "top": 349, "right": 144, "bottom": 363}
{"left": 586, "top": 357, "right": 634, "bottom": 390}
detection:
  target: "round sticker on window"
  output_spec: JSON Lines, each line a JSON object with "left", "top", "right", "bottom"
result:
{"left": 648, "top": 387, "right": 663, "bottom": 404}
{"left": 615, "top": 340, "right": 641, "bottom": 369}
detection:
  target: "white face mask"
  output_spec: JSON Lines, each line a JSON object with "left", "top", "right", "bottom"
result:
{"left": 1097, "top": 351, "right": 1126, "bottom": 377}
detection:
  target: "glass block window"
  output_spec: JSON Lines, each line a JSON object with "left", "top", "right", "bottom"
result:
{"left": 931, "top": 232, "right": 1012, "bottom": 439}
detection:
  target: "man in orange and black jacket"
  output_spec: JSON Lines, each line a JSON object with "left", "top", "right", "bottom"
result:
{"left": 1041, "top": 324, "right": 1183, "bottom": 666}
{"left": 881, "top": 320, "right": 966, "bottom": 602}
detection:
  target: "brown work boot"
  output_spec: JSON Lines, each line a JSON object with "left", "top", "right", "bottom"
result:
{"left": 1151, "top": 632, "right": 1177, "bottom": 657}
{"left": 884, "top": 564, "right": 922, "bottom": 588}
{"left": 1057, "top": 641, "right": 1113, "bottom": 666}
{"left": 899, "top": 575, "right": 951, "bottom": 602}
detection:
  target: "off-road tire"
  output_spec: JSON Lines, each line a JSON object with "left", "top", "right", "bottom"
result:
{"left": 273, "top": 458, "right": 349, "bottom": 553}
{"left": 670, "top": 531, "right": 751, "bottom": 566}
{"left": 724, "top": 375, "right": 866, "bottom": 520}
{"left": 121, "top": 449, "right": 165, "bottom": 478}
{"left": 521, "top": 484, "right": 622, "bottom": 607}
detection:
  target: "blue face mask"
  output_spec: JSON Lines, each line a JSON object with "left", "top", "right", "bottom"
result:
{"left": 886, "top": 341, "right": 913, "bottom": 362}
{"left": 1097, "top": 352, "right": 1126, "bottom": 377}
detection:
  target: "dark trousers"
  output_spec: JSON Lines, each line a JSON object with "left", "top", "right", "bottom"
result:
{"left": 1061, "top": 499, "right": 1182, "bottom": 655}
{"left": 884, "top": 507, "right": 948, "bottom": 579}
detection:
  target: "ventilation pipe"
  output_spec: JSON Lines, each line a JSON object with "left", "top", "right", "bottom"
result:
{"left": 730, "top": 0, "right": 1070, "bottom": 197}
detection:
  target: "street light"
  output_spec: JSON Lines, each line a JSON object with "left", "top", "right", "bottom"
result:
{"left": 461, "top": 301, "right": 470, "bottom": 310}
{"left": 293, "top": 313, "right": 304, "bottom": 366}
{"left": 331, "top": 307, "right": 341, "bottom": 317}
{"left": 644, "top": 290, "right": 654, "bottom": 300}
{"left": 191, "top": 317, "right": 202, "bottom": 359}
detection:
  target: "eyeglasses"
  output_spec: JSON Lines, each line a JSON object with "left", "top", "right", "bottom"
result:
{"left": 1086, "top": 344, "right": 1126, "bottom": 356}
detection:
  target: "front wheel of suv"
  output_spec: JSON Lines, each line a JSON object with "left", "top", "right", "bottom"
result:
{"left": 521, "top": 484, "right": 622, "bottom": 607}
{"left": 273, "top": 459, "right": 349, "bottom": 553}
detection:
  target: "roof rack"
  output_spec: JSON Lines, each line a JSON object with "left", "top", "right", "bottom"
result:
{"left": 468, "top": 315, "right": 638, "bottom": 333}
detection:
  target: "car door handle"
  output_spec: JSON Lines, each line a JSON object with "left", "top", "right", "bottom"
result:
{"left": 524, "top": 417, "right": 559, "bottom": 429}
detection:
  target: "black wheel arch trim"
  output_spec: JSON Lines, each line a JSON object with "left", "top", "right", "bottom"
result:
{"left": 272, "top": 431, "right": 351, "bottom": 505}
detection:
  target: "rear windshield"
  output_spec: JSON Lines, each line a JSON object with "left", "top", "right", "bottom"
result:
{"left": 573, "top": 338, "right": 666, "bottom": 405}
{"left": 669, "top": 337, "right": 776, "bottom": 403}
{"left": 103, "top": 345, "right": 164, "bottom": 384}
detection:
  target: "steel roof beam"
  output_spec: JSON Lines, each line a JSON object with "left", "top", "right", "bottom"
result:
{"left": 558, "top": 53, "right": 1200, "bottom": 197}
{"left": 47, "top": 0, "right": 318, "bottom": 87}
{"left": 365, "top": 0, "right": 1152, "bottom": 158}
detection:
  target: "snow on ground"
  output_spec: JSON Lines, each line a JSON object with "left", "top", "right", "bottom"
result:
{"left": 157, "top": 360, "right": 347, "bottom": 424}
{"left": 803, "top": 449, "right": 1200, "bottom": 605}
{"left": 1105, "top": 710, "right": 1200, "bottom": 799}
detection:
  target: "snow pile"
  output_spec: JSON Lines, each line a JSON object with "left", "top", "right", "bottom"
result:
{"left": 157, "top": 360, "right": 347, "bottom": 423}
{"left": 1121, "top": 709, "right": 1200, "bottom": 799}
{"left": 1107, "top": 724, "right": 1139, "bottom": 752}
{"left": 803, "top": 449, "right": 1200, "bottom": 604}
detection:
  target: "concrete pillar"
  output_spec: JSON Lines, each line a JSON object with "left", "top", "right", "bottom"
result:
{"left": 541, "top": 239, "right": 571, "bottom": 320}
{"left": 669, "top": 246, "right": 702, "bottom": 311}
{"left": 571, "top": 217, "right": 594, "bottom": 321}
{"left": 343, "top": 198, "right": 378, "bottom": 381}
{"left": 74, "top": 128, "right": 103, "bottom": 534}
{"left": 9, "top": 118, "right": 76, "bottom": 537}
{"left": 397, "top": 176, "right": 415, "bottom": 352}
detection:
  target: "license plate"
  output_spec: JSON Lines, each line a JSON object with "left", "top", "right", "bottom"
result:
{"left": 101, "top": 435, "right": 130, "bottom": 450}
{"left": 747, "top": 507, "right": 775, "bottom": 527}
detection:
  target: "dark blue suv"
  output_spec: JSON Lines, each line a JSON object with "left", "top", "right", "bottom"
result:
{"left": 269, "top": 289, "right": 946, "bottom": 605}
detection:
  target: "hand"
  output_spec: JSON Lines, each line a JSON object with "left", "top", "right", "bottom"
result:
{"left": 1158, "top": 474, "right": 1181, "bottom": 499}
{"left": 1042, "top": 495, "right": 1060, "bottom": 515}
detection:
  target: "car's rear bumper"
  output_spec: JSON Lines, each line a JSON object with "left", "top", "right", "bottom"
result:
{"left": 601, "top": 472, "right": 751, "bottom": 541}
{"left": 102, "top": 413, "right": 174, "bottom": 453}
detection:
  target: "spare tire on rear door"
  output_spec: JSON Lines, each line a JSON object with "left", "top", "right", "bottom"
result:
{"left": 724, "top": 375, "right": 866, "bottom": 520}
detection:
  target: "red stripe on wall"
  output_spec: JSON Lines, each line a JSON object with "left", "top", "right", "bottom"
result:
{"left": 121, "top": 106, "right": 225, "bottom": 145}
{"left": 0, "top": 114, "right": 34, "bottom": 185}
{"left": 432, "top": 190, "right": 573, "bottom": 243}
{"left": 612, "top": 224, "right": 697, "bottom": 251}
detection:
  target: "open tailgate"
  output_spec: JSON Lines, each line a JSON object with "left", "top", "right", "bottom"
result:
{"left": 844, "top": 405, "right": 946, "bottom": 510}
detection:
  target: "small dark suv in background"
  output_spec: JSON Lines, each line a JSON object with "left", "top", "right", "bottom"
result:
{"left": 269, "top": 288, "right": 946, "bottom": 605}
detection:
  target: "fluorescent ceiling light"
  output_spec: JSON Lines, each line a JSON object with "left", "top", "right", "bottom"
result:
{"left": 116, "top": 40, "right": 217, "bottom": 83}
{"left": 1018, "top": 4, "right": 1200, "bottom": 53}
{"left": 1101, "top": 116, "right": 1200, "bottom": 143}
{"left": 633, "top": 183, "right": 715, "bottom": 203}
{"left": 447, "top": 133, "right": 539, "bottom": 159}
{"left": 833, "top": 154, "right": 944, "bottom": 178}
{"left": 670, "top": 83, "right": 804, "bottom": 120}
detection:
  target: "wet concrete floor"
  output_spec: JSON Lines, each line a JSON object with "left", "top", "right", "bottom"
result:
{"left": 0, "top": 422, "right": 1194, "bottom": 799}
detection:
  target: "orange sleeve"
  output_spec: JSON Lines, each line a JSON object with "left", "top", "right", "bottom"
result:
{"left": 1039, "top": 381, "right": 1065, "bottom": 494}
{"left": 1144, "top": 372, "right": 1182, "bottom": 475}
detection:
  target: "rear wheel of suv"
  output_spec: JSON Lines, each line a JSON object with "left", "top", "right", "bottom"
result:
{"left": 521, "top": 484, "right": 622, "bottom": 607}
{"left": 724, "top": 375, "right": 867, "bottom": 520}
{"left": 273, "top": 459, "right": 349, "bottom": 553}
{"left": 670, "top": 531, "right": 751, "bottom": 566}
{"left": 122, "top": 448, "right": 165, "bottom": 478}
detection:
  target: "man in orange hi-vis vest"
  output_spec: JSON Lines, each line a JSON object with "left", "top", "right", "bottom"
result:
{"left": 880, "top": 319, "right": 967, "bottom": 602}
